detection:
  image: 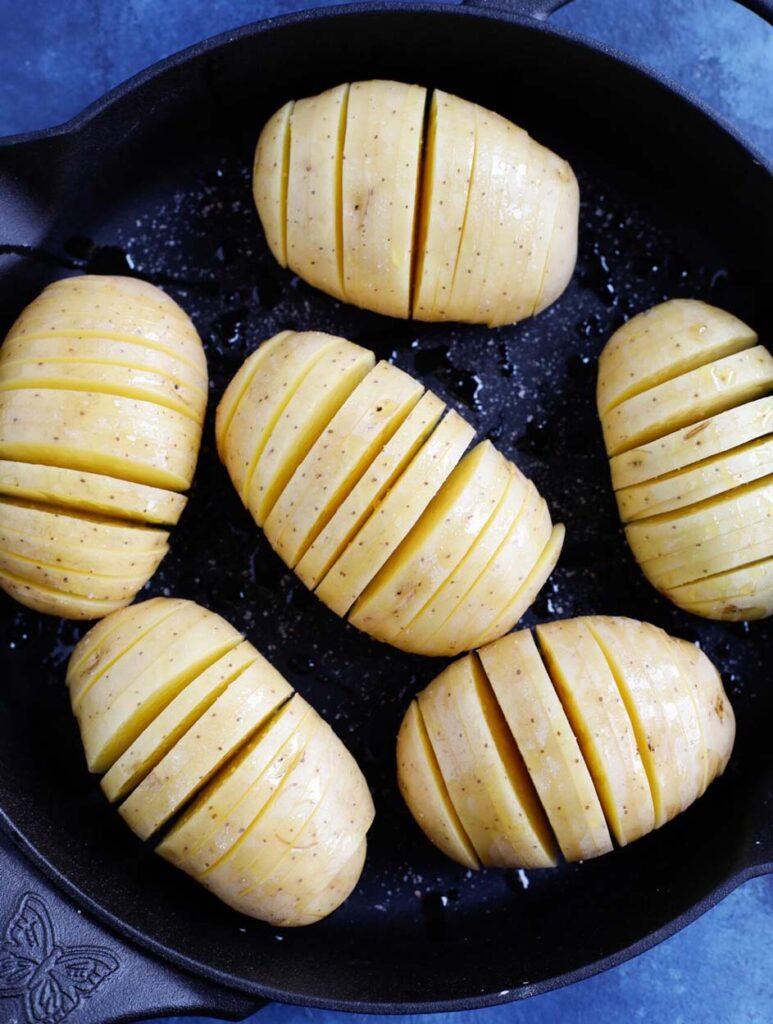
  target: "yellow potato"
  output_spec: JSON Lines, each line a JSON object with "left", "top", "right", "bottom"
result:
{"left": 535, "top": 619, "right": 655, "bottom": 845}
{"left": 286, "top": 85, "right": 348, "bottom": 300}
{"left": 398, "top": 615, "right": 734, "bottom": 869}
{"left": 296, "top": 390, "right": 445, "bottom": 589}
{"left": 69, "top": 599, "right": 373, "bottom": 926}
{"left": 252, "top": 101, "right": 293, "bottom": 266}
{"left": 479, "top": 631, "right": 612, "bottom": 862}
{"left": 220, "top": 331, "right": 562, "bottom": 652}
{"left": 341, "top": 80, "right": 426, "bottom": 318}
{"left": 0, "top": 276, "right": 206, "bottom": 618}
{"left": 264, "top": 361, "right": 422, "bottom": 565}
{"left": 253, "top": 81, "right": 578, "bottom": 325}
{"left": 396, "top": 700, "right": 479, "bottom": 870}
{"left": 598, "top": 300, "right": 773, "bottom": 619}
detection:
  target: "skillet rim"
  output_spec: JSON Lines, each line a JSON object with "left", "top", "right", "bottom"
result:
{"left": 0, "top": 1, "right": 771, "bottom": 1012}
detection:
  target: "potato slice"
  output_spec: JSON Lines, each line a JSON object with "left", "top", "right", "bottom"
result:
{"left": 609, "top": 396, "right": 773, "bottom": 491}
{"left": 158, "top": 695, "right": 317, "bottom": 874}
{"left": 296, "top": 390, "right": 444, "bottom": 589}
{"left": 412, "top": 90, "right": 476, "bottom": 321}
{"left": 342, "top": 80, "right": 427, "bottom": 318}
{"left": 602, "top": 346, "right": 773, "bottom": 457}
{"left": 597, "top": 300, "right": 759, "bottom": 418}
{"left": 396, "top": 700, "right": 479, "bottom": 870}
{"left": 297, "top": 838, "right": 367, "bottom": 927}
{"left": 0, "top": 571, "right": 129, "bottom": 619}
{"left": 263, "top": 361, "right": 422, "bottom": 565}
{"left": 533, "top": 156, "right": 579, "bottom": 315}
{"left": 535, "top": 619, "right": 655, "bottom": 845}
{"left": 228, "top": 731, "right": 374, "bottom": 925}
{"left": 42, "top": 275, "right": 194, "bottom": 324}
{"left": 479, "top": 632, "right": 612, "bottom": 862}
{"left": 627, "top": 476, "right": 773, "bottom": 562}
{"left": 101, "top": 641, "right": 259, "bottom": 802}
{"left": 584, "top": 617, "right": 688, "bottom": 827}
{"left": 418, "top": 655, "right": 557, "bottom": 868}
{"left": 414, "top": 483, "right": 544, "bottom": 657}
{"left": 216, "top": 331, "right": 342, "bottom": 500}
{"left": 246, "top": 341, "right": 375, "bottom": 525}
{"left": 67, "top": 597, "right": 185, "bottom": 705}
{"left": 639, "top": 517, "right": 773, "bottom": 591}
{"left": 0, "top": 389, "right": 199, "bottom": 491}
{"left": 0, "top": 334, "right": 208, "bottom": 397}
{"left": 0, "top": 461, "right": 185, "bottom": 525}
{"left": 119, "top": 656, "right": 292, "bottom": 839}
{"left": 616, "top": 436, "right": 773, "bottom": 522}
{"left": 252, "top": 100, "right": 293, "bottom": 266}
{"left": 394, "top": 465, "right": 526, "bottom": 654}
{"left": 669, "top": 559, "right": 773, "bottom": 619}
{"left": 350, "top": 441, "right": 511, "bottom": 643}
{"left": 77, "top": 604, "right": 243, "bottom": 772}
{"left": 286, "top": 85, "right": 348, "bottom": 300}
{"left": 0, "top": 500, "right": 167, "bottom": 555}
{"left": 673, "top": 639, "right": 735, "bottom": 781}
{"left": 0, "top": 357, "right": 204, "bottom": 420}
{"left": 199, "top": 724, "right": 334, "bottom": 894}
{"left": 316, "top": 410, "right": 474, "bottom": 617}
{"left": 0, "top": 547, "right": 155, "bottom": 602}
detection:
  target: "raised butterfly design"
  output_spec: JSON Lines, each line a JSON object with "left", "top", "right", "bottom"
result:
{"left": 0, "top": 892, "right": 118, "bottom": 1024}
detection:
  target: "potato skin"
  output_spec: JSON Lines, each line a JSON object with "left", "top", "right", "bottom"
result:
{"left": 218, "top": 330, "right": 563, "bottom": 655}
{"left": 597, "top": 299, "right": 772, "bottom": 620}
{"left": 0, "top": 275, "right": 207, "bottom": 619}
{"left": 253, "top": 80, "right": 579, "bottom": 326}
{"left": 68, "top": 597, "right": 374, "bottom": 927}
{"left": 398, "top": 615, "right": 735, "bottom": 869}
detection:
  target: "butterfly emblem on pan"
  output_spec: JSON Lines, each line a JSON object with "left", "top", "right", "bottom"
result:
{"left": 0, "top": 892, "right": 119, "bottom": 1024}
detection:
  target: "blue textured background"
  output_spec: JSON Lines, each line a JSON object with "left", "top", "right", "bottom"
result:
{"left": 0, "top": 1, "right": 770, "bottom": 1022}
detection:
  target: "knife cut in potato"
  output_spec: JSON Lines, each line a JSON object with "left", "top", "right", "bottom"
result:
{"left": 253, "top": 81, "right": 579, "bottom": 325}
{"left": 218, "top": 330, "right": 563, "bottom": 654}
{"left": 398, "top": 615, "right": 734, "bottom": 869}
{"left": 68, "top": 597, "right": 374, "bottom": 927}
{"left": 0, "top": 275, "right": 207, "bottom": 619}
{"left": 597, "top": 299, "right": 772, "bottom": 619}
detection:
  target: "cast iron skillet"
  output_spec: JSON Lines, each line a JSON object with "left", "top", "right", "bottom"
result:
{"left": 0, "top": 0, "right": 771, "bottom": 1019}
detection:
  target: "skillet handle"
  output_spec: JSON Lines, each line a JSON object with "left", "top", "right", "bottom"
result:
{"left": 459, "top": 0, "right": 573, "bottom": 18}
{"left": 0, "top": 828, "right": 262, "bottom": 1024}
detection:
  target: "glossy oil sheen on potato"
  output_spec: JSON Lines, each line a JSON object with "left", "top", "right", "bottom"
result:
{"left": 253, "top": 81, "right": 579, "bottom": 326}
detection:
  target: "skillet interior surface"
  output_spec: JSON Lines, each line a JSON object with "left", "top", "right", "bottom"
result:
{"left": 0, "top": 5, "right": 771, "bottom": 1011}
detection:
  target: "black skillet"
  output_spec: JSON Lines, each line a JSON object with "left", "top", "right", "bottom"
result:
{"left": 0, "top": 0, "right": 771, "bottom": 1020}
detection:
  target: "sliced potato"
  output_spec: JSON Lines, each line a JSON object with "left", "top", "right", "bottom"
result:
{"left": 119, "top": 656, "right": 292, "bottom": 839}
{"left": 101, "top": 641, "right": 259, "bottom": 802}
{"left": 535, "top": 619, "right": 655, "bottom": 845}
{"left": 597, "top": 300, "right": 758, "bottom": 417}
{"left": 254, "top": 82, "right": 578, "bottom": 325}
{"left": 396, "top": 700, "right": 479, "bottom": 870}
{"left": 616, "top": 437, "right": 773, "bottom": 522}
{"left": 341, "top": 80, "right": 426, "bottom": 318}
{"left": 418, "top": 655, "right": 557, "bottom": 868}
{"left": 479, "top": 631, "right": 612, "bottom": 861}
{"left": 602, "top": 346, "right": 773, "bottom": 457}
{"left": 399, "top": 615, "right": 734, "bottom": 870}
{"left": 286, "top": 85, "right": 348, "bottom": 300}
{"left": 296, "top": 390, "right": 444, "bottom": 589}
{"left": 349, "top": 441, "right": 511, "bottom": 642}
{"left": 263, "top": 361, "right": 422, "bottom": 564}
{"left": 669, "top": 559, "right": 773, "bottom": 619}
{"left": 315, "top": 410, "right": 474, "bottom": 617}
{"left": 0, "top": 571, "right": 129, "bottom": 619}
{"left": 70, "top": 599, "right": 373, "bottom": 926}
{"left": 0, "top": 547, "right": 154, "bottom": 602}
{"left": 252, "top": 100, "right": 294, "bottom": 266}
{"left": 0, "top": 461, "right": 185, "bottom": 525}
{"left": 245, "top": 341, "right": 374, "bottom": 524}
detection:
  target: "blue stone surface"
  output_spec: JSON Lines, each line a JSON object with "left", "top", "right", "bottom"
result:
{"left": 0, "top": 1, "right": 770, "bottom": 1022}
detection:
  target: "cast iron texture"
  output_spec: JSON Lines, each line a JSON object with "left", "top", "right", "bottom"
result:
{"left": 0, "top": 0, "right": 770, "bottom": 1015}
